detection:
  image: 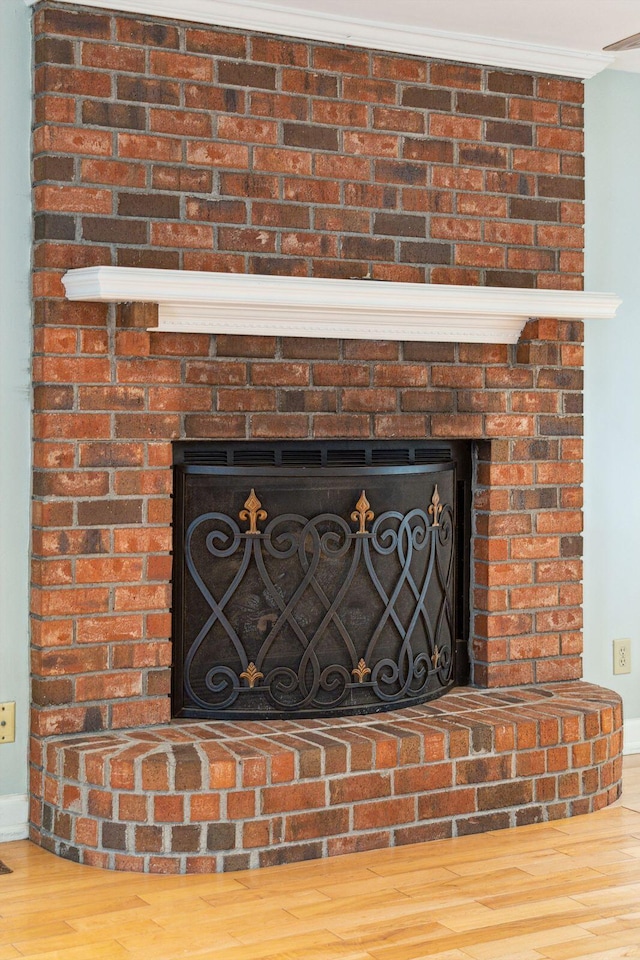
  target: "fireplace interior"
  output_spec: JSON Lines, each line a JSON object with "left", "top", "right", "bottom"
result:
{"left": 172, "top": 440, "right": 472, "bottom": 720}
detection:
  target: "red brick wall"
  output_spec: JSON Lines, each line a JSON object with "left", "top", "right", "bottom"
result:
{"left": 31, "top": 2, "right": 585, "bottom": 740}
{"left": 33, "top": 2, "right": 584, "bottom": 288}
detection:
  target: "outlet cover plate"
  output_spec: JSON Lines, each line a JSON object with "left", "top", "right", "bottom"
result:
{"left": 0, "top": 702, "right": 15, "bottom": 743}
{"left": 613, "top": 639, "right": 632, "bottom": 675}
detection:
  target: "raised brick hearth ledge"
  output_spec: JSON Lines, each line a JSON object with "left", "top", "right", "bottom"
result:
{"left": 32, "top": 681, "right": 622, "bottom": 874}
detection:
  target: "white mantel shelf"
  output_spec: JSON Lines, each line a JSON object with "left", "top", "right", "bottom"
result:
{"left": 62, "top": 267, "right": 621, "bottom": 345}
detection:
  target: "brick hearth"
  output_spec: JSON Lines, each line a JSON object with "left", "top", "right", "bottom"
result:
{"left": 37, "top": 684, "right": 621, "bottom": 872}
{"left": 29, "top": 0, "right": 621, "bottom": 873}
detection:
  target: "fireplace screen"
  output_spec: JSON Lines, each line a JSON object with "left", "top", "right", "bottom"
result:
{"left": 172, "top": 441, "right": 471, "bottom": 720}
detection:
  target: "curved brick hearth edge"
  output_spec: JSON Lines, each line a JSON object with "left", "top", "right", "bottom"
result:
{"left": 31, "top": 681, "right": 623, "bottom": 874}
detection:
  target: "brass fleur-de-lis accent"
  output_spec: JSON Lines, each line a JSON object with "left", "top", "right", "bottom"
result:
{"left": 240, "top": 662, "right": 264, "bottom": 688}
{"left": 239, "top": 489, "right": 267, "bottom": 535}
{"left": 351, "top": 490, "right": 374, "bottom": 535}
{"left": 428, "top": 485, "right": 443, "bottom": 528}
{"left": 431, "top": 646, "right": 441, "bottom": 669}
{"left": 352, "top": 658, "right": 371, "bottom": 683}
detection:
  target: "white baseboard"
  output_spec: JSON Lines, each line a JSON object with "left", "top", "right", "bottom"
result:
{"left": 0, "top": 794, "right": 29, "bottom": 842}
{"left": 624, "top": 718, "right": 640, "bottom": 755}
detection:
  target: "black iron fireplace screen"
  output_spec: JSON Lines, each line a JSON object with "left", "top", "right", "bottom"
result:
{"left": 172, "top": 441, "right": 471, "bottom": 720}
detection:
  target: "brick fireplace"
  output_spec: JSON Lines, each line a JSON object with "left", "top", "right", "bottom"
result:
{"left": 29, "top": 0, "right": 622, "bottom": 873}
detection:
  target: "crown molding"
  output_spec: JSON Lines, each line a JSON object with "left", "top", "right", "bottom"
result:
{"left": 62, "top": 267, "right": 621, "bottom": 345}
{"left": 24, "top": 0, "right": 613, "bottom": 79}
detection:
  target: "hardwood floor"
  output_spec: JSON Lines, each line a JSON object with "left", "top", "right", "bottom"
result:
{"left": 2, "top": 756, "right": 640, "bottom": 960}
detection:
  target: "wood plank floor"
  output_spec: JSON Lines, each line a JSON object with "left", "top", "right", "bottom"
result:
{"left": 2, "top": 756, "right": 640, "bottom": 960}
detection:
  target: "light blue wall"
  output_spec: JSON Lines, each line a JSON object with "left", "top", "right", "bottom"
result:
{"left": 0, "top": 0, "right": 32, "bottom": 807}
{"left": 584, "top": 70, "right": 640, "bottom": 723}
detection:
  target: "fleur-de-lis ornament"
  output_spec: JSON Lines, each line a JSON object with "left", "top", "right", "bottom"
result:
{"left": 428, "top": 485, "right": 443, "bottom": 528}
{"left": 352, "top": 658, "right": 371, "bottom": 683}
{"left": 240, "top": 662, "right": 264, "bottom": 688}
{"left": 239, "top": 489, "right": 267, "bottom": 535}
{"left": 351, "top": 490, "right": 374, "bottom": 535}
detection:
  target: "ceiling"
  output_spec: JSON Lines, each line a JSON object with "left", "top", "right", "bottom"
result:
{"left": 268, "top": 0, "right": 640, "bottom": 73}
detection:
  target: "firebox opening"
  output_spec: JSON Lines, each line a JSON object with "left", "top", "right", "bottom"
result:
{"left": 172, "top": 440, "right": 472, "bottom": 721}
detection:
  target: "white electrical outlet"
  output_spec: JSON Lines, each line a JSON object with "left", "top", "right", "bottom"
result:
{"left": 613, "top": 639, "right": 631, "bottom": 675}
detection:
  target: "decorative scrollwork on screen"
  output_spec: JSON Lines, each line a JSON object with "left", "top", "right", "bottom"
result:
{"left": 182, "top": 485, "right": 457, "bottom": 717}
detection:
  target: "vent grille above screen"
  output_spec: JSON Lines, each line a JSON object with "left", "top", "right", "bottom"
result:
{"left": 415, "top": 447, "right": 453, "bottom": 464}
{"left": 181, "top": 449, "right": 227, "bottom": 466}
{"left": 175, "top": 441, "right": 457, "bottom": 469}
{"left": 232, "top": 449, "right": 277, "bottom": 466}
{"left": 281, "top": 449, "right": 323, "bottom": 466}
{"left": 326, "top": 449, "right": 368, "bottom": 467}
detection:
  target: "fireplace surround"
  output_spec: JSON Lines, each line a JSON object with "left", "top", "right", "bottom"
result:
{"left": 29, "top": 1, "right": 623, "bottom": 873}
{"left": 29, "top": 303, "right": 624, "bottom": 872}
